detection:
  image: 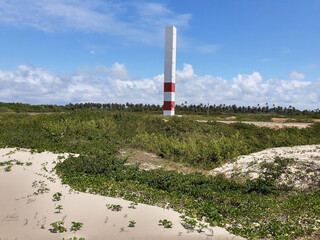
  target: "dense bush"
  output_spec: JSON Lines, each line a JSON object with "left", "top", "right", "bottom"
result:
{"left": 0, "top": 111, "right": 319, "bottom": 169}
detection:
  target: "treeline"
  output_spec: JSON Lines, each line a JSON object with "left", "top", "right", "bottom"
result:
{"left": 0, "top": 102, "right": 62, "bottom": 113}
{"left": 0, "top": 101, "right": 319, "bottom": 115}
{"left": 177, "top": 103, "right": 320, "bottom": 115}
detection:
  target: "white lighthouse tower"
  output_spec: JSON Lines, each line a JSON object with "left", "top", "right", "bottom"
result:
{"left": 163, "top": 26, "right": 177, "bottom": 116}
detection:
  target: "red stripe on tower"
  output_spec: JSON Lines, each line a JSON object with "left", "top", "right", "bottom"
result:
{"left": 163, "top": 101, "right": 175, "bottom": 110}
{"left": 164, "top": 83, "right": 175, "bottom": 92}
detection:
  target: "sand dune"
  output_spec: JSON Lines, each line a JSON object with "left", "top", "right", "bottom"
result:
{"left": 210, "top": 145, "right": 320, "bottom": 189}
{"left": 0, "top": 148, "right": 243, "bottom": 240}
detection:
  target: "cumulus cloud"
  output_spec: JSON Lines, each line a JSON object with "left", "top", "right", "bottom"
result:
{"left": 175, "top": 64, "right": 318, "bottom": 109}
{"left": 0, "top": 63, "right": 162, "bottom": 104}
{"left": 289, "top": 70, "right": 306, "bottom": 80}
{"left": 0, "top": 0, "right": 191, "bottom": 45}
{"left": 0, "top": 63, "right": 319, "bottom": 110}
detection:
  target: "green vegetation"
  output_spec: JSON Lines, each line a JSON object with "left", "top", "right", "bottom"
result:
{"left": 0, "top": 161, "right": 10, "bottom": 167}
{"left": 4, "top": 165, "right": 12, "bottom": 172}
{"left": 129, "top": 202, "right": 138, "bottom": 209}
{"left": 0, "top": 110, "right": 319, "bottom": 169}
{"left": 33, "top": 187, "right": 50, "bottom": 195}
{"left": 180, "top": 215, "right": 197, "bottom": 230}
{"left": 0, "top": 106, "right": 14, "bottom": 113}
{"left": 128, "top": 220, "right": 136, "bottom": 227}
{"left": 159, "top": 219, "right": 173, "bottom": 228}
{"left": 1, "top": 101, "right": 319, "bottom": 118}
{"left": 15, "top": 160, "right": 24, "bottom": 165}
{"left": 32, "top": 180, "right": 45, "bottom": 188}
{"left": 0, "top": 102, "right": 63, "bottom": 113}
{"left": 246, "top": 157, "right": 296, "bottom": 194}
{"left": 0, "top": 109, "right": 319, "bottom": 239}
{"left": 56, "top": 154, "right": 320, "bottom": 239}
{"left": 0, "top": 159, "right": 27, "bottom": 172}
{"left": 71, "top": 221, "right": 83, "bottom": 231}
{"left": 55, "top": 205, "right": 63, "bottom": 213}
{"left": 197, "top": 223, "right": 208, "bottom": 233}
{"left": 53, "top": 192, "right": 62, "bottom": 201}
{"left": 106, "top": 204, "right": 122, "bottom": 212}
{"left": 32, "top": 180, "right": 50, "bottom": 195}
{"left": 50, "top": 221, "right": 66, "bottom": 233}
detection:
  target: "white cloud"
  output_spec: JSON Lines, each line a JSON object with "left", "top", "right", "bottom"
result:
{"left": 232, "top": 72, "right": 262, "bottom": 94}
{"left": 89, "top": 50, "right": 95, "bottom": 54}
{"left": 0, "top": 63, "right": 161, "bottom": 104}
{"left": 0, "top": 63, "right": 319, "bottom": 110}
{"left": 289, "top": 70, "right": 306, "bottom": 80}
{"left": 175, "top": 65, "right": 318, "bottom": 109}
{"left": 0, "top": 0, "right": 191, "bottom": 45}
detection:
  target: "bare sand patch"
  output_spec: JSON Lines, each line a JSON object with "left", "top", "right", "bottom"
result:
{"left": 210, "top": 145, "right": 320, "bottom": 189}
{"left": 120, "top": 149, "right": 209, "bottom": 175}
{"left": 271, "top": 118, "right": 291, "bottom": 123}
{"left": 217, "top": 116, "right": 237, "bottom": 120}
{"left": 0, "top": 148, "right": 243, "bottom": 240}
{"left": 216, "top": 120, "right": 313, "bottom": 129}
{"left": 193, "top": 119, "right": 313, "bottom": 129}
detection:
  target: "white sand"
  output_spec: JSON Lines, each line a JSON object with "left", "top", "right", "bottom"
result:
{"left": 210, "top": 145, "right": 320, "bottom": 189}
{"left": 216, "top": 120, "right": 313, "bottom": 129}
{"left": 0, "top": 148, "right": 243, "bottom": 240}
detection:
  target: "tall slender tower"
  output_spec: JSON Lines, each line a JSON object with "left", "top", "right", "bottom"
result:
{"left": 163, "top": 26, "right": 177, "bottom": 116}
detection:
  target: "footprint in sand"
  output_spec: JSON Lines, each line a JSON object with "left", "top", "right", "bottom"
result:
{"left": 26, "top": 198, "right": 36, "bottom": 204}
{"left": 2, "top": 213, "right": 19, "bottom": 222}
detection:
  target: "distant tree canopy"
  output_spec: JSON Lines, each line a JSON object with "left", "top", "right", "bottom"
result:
{"left": 0, "top": 101, "right": 319, "bottom": 116}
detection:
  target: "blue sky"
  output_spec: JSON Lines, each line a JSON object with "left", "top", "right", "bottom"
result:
{"left": 0, "top": 0, "right": 319, "bottom": 109}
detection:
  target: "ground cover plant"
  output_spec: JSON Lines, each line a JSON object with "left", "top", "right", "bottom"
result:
{"left": 53, "top": 192, "right": 62, "bottom": 201}
{"left": 71, "top": 221, "right": 83, "bottom": 231}
{"left": 129, "top": 201, "right": 138, "bottom": 209}
{"left": 50, "top": 221, "right": 66, "bottom": 233}
{"left": 106, "top": 204, "right": 122, "bottom": 211}
{"left": 159, "top": 219, "right": 173, "bottom": 228}
{"left": 197, "top": 223, "right": 208, "bottom": 233}
{"left": 4, "top": 165, "right": 12, "bottom": 172}
{"left": 55, "top": 205, "right": 63, "bottom": 213}
{"left": 0, "top": 110, "right": 319, "bottom": 239}
{"left": 128, "top": 220, "right": 136, "bottom": 227}
{"left": 32, "top": 180, "right": 50, "bottom": 195}
{"left": 0, "top": 159, "right": 27, "bottom": 172}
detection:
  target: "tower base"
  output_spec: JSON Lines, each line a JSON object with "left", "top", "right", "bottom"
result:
{"left": 163, "top": 110, "right": 175, "bottom": 116}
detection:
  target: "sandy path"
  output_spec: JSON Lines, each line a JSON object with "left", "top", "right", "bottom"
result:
{"left": 208, "top": 120, "right": 312, "bottom": 129}
{"left": 217, "top": 120, "right": 313, "bottom": 129}
{"left": 0, "top": 148, "right": 243, "bottom": 240}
